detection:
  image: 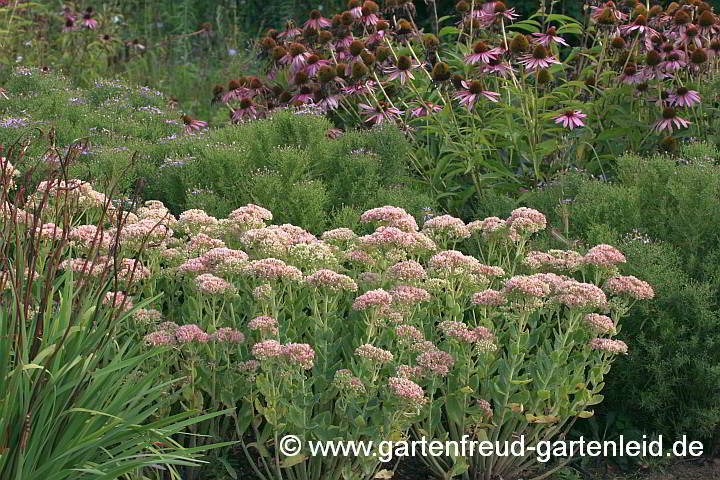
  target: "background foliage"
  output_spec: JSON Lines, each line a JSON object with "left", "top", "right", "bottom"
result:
{"left": 471, "top": 143, "right": 720, "bottom": 447}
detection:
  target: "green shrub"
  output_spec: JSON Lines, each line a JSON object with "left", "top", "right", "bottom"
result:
{"left": 145, "top": 111, "right": 434, "bottom": 233}
{"left": 0, "top": 69, "right": 435, "bottom": 234}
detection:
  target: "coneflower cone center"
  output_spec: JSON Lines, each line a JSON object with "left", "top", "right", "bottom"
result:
{"left": 468, "top": 81, "right": 484, "bottom": 94}
{"left": 532, "top": 45, "right": 549, "bottom": 59}
{"left": 473, "top": 41, "right": 490, "bottom": 54}
{"left": 397, "top": 55, "right": 412, "bottom": 71}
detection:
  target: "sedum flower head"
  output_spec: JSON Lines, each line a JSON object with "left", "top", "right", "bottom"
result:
{"left": 555, "top": 279, "right": 608, "bottom": 309}
{"left": 194, "top": 273, "right": 237, "bottom": 295}
{"left": 252, "top": 339, "right": 284, "bottom": 360}
{"left": 386, "top": 260, "right": 427, "bottom": 283}
{"left": 321, "top": 227, "right": 357, "bottom": 243}
{"left": 388, "top": 377, "right": 427, "bottom": 405}
{"left": 604, "top": 275, "right": 654, "bottom": 299}
{"left": 132, "top": 308, "right": 163, "bottom": 326}
{"left": 246, "top": 258, "right": 303, "bottom": 282}
{"left": 584, "top": 244, "right": 626, "bottom": 267}
{"left": 304, "top": 269, "right": 358, "bottom": 292}
{"left": 471, "top": 289, "right": 508, "bottom": 306}
{"left": 504, "top": 275, "right": 550, "bottom": 298}
{"left": 103, "top": 291, "right": 133, "bottom": 312}
{"left": 389, "top": 285, "right": 431, "bottom": 306}
{"left": 360, "top": 206, "right": 419, "bottom": 232}
{"left": 421, "top": 214, "right": 471, "bottom": 241}
{"left": 506, "top": 207, "right": 547, "bottom": 235}
{"left": 352, "top": 288, "right": 393, "bottom": 310}
{"left": 175, "top": 324, "right": 210, "bottom": 343}
{"left": 248, "top": 315, "right": 279, "bottom": 336}
{"left": 584, "top": 313, "right": 615, "bottom": 334}
{"left": 211, "top": 327, "right": 245, "bottom": 343}
{"left": 416, "top": 349, "right": 455, "bottom": 376}
{"left": 395, "top": 324, "right": 425, "bottom": 344}
{"left": 525, "top": 249, "right": 584, "bottom": 272}
{"left": 355, "top": 343, "right": 394, "bottom": 363}
{"left": 589, "top": 338, "right": 628, "bottom": 354}
{"left": 282, "top": 343, "right": 315, "bottom": 369}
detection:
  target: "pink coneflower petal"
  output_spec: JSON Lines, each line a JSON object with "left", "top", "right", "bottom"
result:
{"left": 668, "top": 88, "right": 700, "bottom": 107}
{"left": 653, "top": 108, "right": 691, "bottom": 133}
{"left": 553, "top": 110, "right": 587, "bottom": 130}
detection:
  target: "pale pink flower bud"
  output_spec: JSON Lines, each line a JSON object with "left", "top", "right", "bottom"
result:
{"left": 477, "top": 399, "right": 493, "bottom": 419}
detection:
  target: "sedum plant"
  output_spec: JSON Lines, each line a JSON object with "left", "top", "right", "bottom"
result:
{"left": 102, "top": 199, "right": 651, "bottom": 479}
{"left": 17, "top": 132, "right": 653, "bottom": 479}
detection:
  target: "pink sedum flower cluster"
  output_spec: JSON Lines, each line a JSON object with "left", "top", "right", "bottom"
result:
{"left": 421, "top": 214, "right": 472, "bottom": 241}
{"left": 604, "top": 275, "right": 655, "bottom": 299}
{"left": 589, "top": 338, "right": 629, "bottom": 355}
{"left": 360, "top": 206, "right": 419, "bottom": 232}
{"left": 388, "top": 377, "right": 427, "bottom": 405}
{"left": 355, "top": 344, "right": 394, "bottom": 363}
{"left": 304, "top": 269, "right": 358, "bottom": 292}
{"left": 352, "top": 288, "right": 393, "bottom": 310}
{"left": 584, "top": 244, "right": 627, "bottom": 267}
